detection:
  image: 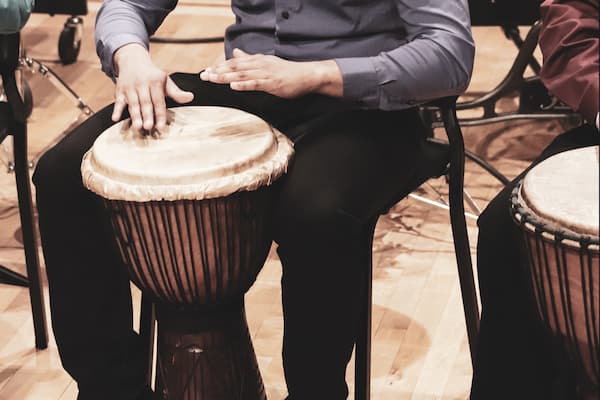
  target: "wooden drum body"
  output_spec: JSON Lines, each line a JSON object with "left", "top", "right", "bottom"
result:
{"left": 81, "top": 107, "right": 294, "bottom": 400}
{"left": 510, "top": 146, "right": 599, "bottom": 399}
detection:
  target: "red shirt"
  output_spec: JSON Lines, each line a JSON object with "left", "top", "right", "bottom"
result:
{"left": 539, "top": 0, "right": 599, "bottom": 126}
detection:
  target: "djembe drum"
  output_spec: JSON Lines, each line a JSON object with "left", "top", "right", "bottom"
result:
{"left": 510, "top": 146, "right": 599, "bottom": 399}
{"left": 81, "top": 106, "right": 294, "bottom": 400}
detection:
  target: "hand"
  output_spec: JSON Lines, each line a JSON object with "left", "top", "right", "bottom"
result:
{"left": 112, "top": 44, "right": 194, "bottom": 132}
{"left": 200, "top": 48, "right": 343, "bottom": 98}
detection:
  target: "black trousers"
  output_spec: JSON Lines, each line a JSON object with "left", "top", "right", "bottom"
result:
{"left": 470, "top": 123, "right": 600, "bottom": 400}
{"left": 33, "top": 73, "right": 439, "bottom": 400}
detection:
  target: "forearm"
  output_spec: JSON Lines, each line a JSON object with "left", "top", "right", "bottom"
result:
{"left": 335, "top": 0, "right": 474, "bottom": 110}
{"left": 95, "top": 0, "right": 177, "bottom": 77}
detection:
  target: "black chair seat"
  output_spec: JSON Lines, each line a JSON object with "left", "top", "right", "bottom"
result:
{"left": 469, "top": 0, "right": 541, "bottom": 26}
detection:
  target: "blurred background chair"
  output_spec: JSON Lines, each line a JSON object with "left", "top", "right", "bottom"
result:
{"left": 33, "top": 0, "right": 87, "bottom": 65}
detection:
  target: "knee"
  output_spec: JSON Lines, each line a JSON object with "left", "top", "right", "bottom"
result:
{"left": 477, "top": 184, "right": 516, "bottom": 242}
{"left": 272, "top": 191, "right": 365, "bottom": 249}
{"left": 33, "top": 146, "right": 75, "bottom": 194}
{"left": 33, "top": 104, "right": 114, "bottom": 194}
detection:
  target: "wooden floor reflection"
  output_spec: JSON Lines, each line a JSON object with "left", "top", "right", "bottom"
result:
{"left": 0, "top": 2, "right": 567, "bottom": 399}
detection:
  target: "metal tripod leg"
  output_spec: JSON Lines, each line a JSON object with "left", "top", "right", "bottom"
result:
{"left": 1, "top": 56, "right": 94, "bottom": 170}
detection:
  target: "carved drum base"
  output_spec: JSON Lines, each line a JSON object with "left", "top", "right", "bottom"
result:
{"left": 155, "top": 305, "right": 266, "bottom": 400}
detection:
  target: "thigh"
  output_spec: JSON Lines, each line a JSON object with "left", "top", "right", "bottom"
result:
{"left": 38, "top": 72, "right": 357, "bottom": 171}
{"left": 169, "top": 72, "right": 355, "bottom": 140}
{"left": 273, "top": 107, "right": 431, "bottom": 240}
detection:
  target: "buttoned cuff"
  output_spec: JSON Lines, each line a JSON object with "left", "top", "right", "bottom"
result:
{"left": 97, "top": 33, "right": 148, "bottom": 78}
{"left": 334, "top": 57, "right": 380, "bottom": 109}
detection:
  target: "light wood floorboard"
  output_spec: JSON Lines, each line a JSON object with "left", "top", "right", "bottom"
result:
{"left": 0, "top": 3, "right": 565, "bottom": 399}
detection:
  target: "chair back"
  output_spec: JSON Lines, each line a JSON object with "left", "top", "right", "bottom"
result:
{"left": 469, "top": 0, "right": 541, "bottom": 26}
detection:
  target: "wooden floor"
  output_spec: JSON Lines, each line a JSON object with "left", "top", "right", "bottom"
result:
{"left": 0, "top": 2, "right": 568, "bottom": 399}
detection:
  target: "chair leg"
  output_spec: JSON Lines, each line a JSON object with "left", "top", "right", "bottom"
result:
{"left": 12, "top": 117, "right": 48, "bottom": 350}
{"left": 139, "top": 294, "right": 156, "bottom": 387}
{"left": 439, "top": 100, "right": 480, "bottom": 364}
{"left": 449, "top": 185, "right": 480, "bottom": 363}
{"left": 354, "top": 219, "right": 378, "bottom": 400}
{"left": 1, "top": 33, "right": 49, "bottom": 350}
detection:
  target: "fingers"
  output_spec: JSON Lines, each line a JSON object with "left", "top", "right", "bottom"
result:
{"left": 165, "top": 77, "right": 194, "bottom": 104}
{"left": 113, "top": 74, "right": 192, "bottom": 133}
{"left": 201, "top": 69, "right": 264, "bottom": 84}
{"left": 150, "top": 82, "right": 167, "bottom": 131}
{"left": 126, "top": 90, "right": 143, "bottom": 130}
{"left": 112, "top": 92, "right": 127, "bottom": 122}
{"left": 200, "top": 50, "right": 265, "bottom": 82}
{"left": 113, "top": 76, "right": 154, "bottom": 130}
{"left": 232, "top": 48, "right": 250, "bottom": 58}
{"left": 230, "top": 79, "right": 270, "bottom": 92}
{"left": 138, "top": 88, "right": 154, "bottom": 131}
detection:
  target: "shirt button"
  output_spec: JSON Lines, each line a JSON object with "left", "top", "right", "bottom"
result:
{"left": 281, "top": 11, "right": 290, "bottom": 19}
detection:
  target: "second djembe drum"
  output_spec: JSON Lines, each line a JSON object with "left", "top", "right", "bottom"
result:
{"left": 81, "top": 106, "right": 294, "bottom": 400}
{"left": 510, "top": 146, "right": 599, "bottom": 400}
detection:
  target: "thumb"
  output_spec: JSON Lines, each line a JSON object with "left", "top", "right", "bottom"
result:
{"left": 165, "top": 77, "right": 194, "bottom": 104}
{"left": 232, "top": 48, "right": 250, "bottom": 58}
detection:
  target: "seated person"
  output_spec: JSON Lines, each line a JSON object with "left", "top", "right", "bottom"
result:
{"left": 32, "top": 1, "right": 475, "bottom": 399}
{"left": 470, "top": 0, "right": 599, "bottom": 399}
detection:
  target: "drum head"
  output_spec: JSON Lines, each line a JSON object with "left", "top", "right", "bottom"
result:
{"left": 520, "top": 146, "right": 599, "bottom": 238}
{"left": 81, "top": 106, "right": 294, "bottom": 201}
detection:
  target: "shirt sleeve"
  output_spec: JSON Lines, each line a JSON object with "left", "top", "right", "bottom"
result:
{"left": 539, "top": 0, "right": 599, "bottom": 127}
{"left": 95, "top": 0, "right": 178, "bottom": 77}
{"left": 334, "top": 0, "right": 475, "bottom": 110}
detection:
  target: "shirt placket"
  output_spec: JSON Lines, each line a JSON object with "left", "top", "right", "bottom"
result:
{"left": 274, "top": 0, "right": 301, "bottom": 54}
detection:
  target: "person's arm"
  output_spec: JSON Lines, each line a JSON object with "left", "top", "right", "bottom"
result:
{"left": 201, "top": 1, "right": 474, "bottom": 110}
{"left": 95, "top": 0, "right": 193, "bottom": 131}
{"left": 335, "top": 0, "right": 475, "bottom": 109}
{"left": 539, "top": 0, "right": 599, "bottom": 128}
{"left": 96, "top": 0, "right": 176, "bottom": 77}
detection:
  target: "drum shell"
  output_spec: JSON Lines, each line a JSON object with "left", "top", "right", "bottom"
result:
{"left": 512, "top": 184, "right": 600, "bottom": 394}
{"left": 105, "top": 187, "right": 275, "bottom": 308}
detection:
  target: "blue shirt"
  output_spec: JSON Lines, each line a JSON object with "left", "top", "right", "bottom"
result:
{"left": 95, "top": 0, "right": 475, "bottom": 110}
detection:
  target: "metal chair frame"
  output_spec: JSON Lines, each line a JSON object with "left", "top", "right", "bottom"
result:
{"left": 353, "top": 97, "right": 480, "bottom": 400}
{"left": 0, "top": 47, "right": 93, "bottom": 173}
{"left": 0, "top": 32, "right": 48, "bottom": 350}
{"left": 452, "top": 22, "right": 579, "bottom": 128}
